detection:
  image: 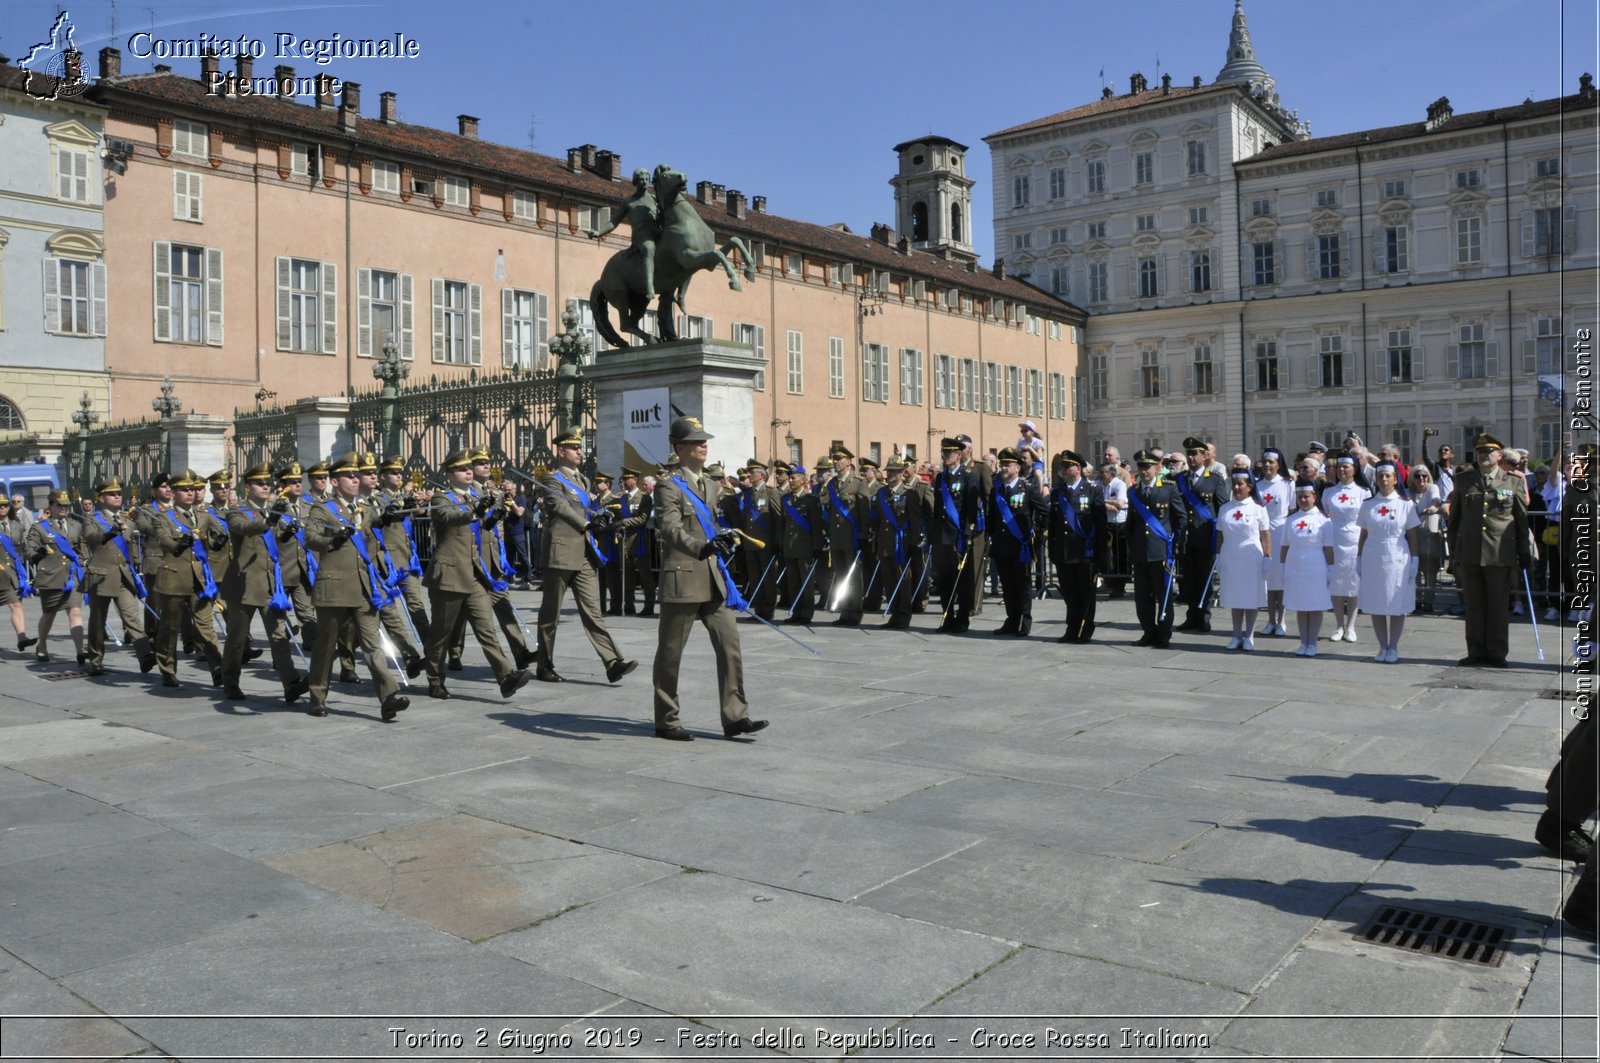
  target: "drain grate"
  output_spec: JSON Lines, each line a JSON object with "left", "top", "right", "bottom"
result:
{"left": 1353, "top": 905, "right": 1511, "bottom": 967}
{"left": 38, "top": 670, "right": 92, "bottom": 682}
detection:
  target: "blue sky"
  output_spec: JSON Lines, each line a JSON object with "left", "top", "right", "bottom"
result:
{"left": 3, "top": 0, "right": 1593, "bottom": 263}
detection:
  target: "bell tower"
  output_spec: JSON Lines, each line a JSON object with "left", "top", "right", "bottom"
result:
{"left": 891, "top": 136, "right": 977, "bottom": 263}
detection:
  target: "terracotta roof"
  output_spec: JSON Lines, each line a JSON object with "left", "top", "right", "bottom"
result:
{"left": 79, "top": 66, "right": 1078, "bottom": 320}
{"left": 1244, "top": 90, "right": 1598, "bottom": 163}
{"left": 986, "top": 82, "right": 1242, "bottom": 140}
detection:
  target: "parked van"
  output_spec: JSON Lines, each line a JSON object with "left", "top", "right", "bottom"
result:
{"left": 0, "top": 462, "right": 63, "bottom": 515}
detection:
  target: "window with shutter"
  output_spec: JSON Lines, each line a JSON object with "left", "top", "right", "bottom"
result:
{"left": 431, "top": 278, "right": 447, "bottom": 362}
{"left": 359, "top": 268, "right": 374, "bottom": 357}
{"left": 468, "top": 283, "right": 483, "bottom": 365}
{"left": 828, "top": 337, "right": 844, "bottom": 398}
{"left": 204, "top": 249, "right": 222, "bottom": 346}
{"left": 786, "top": 329, "right": 802, "bottom": 394}
{"left": 153, "top": 241, "right": 173, "bottom": 342}
{"left": 41, "top": 259, "right": 61, "bottom": 334}
{"left": 320, "top": 262, "right": 338, "bottom": 355}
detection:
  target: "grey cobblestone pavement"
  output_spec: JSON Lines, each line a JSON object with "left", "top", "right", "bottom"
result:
{"left": 0, "top": 590, "right": 1594, "bottom": 1062}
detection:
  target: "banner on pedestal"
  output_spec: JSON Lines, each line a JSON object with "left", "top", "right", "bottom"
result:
{"left": 622, "top": 387, "right": 672, "bottom": 472}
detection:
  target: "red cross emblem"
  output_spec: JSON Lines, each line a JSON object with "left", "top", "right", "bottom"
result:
{"left": 1263, "top": 493, "right": 1275, "bottom": 504}
{"left": 1231, "top": 509, "right": 1246, "bottom": 521}
{"left": 1296, "top": 519, "right": 1309, "bottom": 530}
{"left": 1337, "top": 493, "right": 1350, "bottom": 503}
{"left": 1377, "top": 505, "right": 1391, "bottom": 517}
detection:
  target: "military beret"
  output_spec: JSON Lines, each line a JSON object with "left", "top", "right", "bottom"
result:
{"left": 790, "top": 464, "right": 807, "bottom": 475}
{"left": 95, "top": 478, "right": 123, "bottom": 496}
{"left": 329, "top": 453, "right": 360, "bottom": 475}
{"left": 150, "top": 471, "right": 173, "bottom": 489}
{"left": 241, "top": 462, "right": 275, "bottom": 483}
{"left": 442, "top": 449, "right": 473, "bottom": 470}
{"left": 669, "top": 416, "right": 712, "bottom": 443}
{"left": 1473, "top": 432, "right": 1505, "bottom": 451}
{"left": 379, "top": 457, "right": 406, "bottom": 474}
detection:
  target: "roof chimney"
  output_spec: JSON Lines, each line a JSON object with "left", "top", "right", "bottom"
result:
{"left": 594, "top": 149, "right": 622, "bottom": 180}
{"left": 696, "top": 180, "right": 715, "bottom": 204}
{"left": 379, "top": 91, "right": 397, "bottom": 124}
{"left": 1193, "top": 75, "right": 1203, "bottom": 88}
{"left": 154, "top": 64, "right": 171, "bottom": 73}
{"left": 275, "top": 65, "right": 294, "bottom": 97}
{"left": 457, "top": 114, "right": 478, "bottom": 139}
{"left": 752, "top": 195, "right": 767, "bottom": 213}
{"left": 236, "top": 54, "right": 252, "bottom": 85}
{"left": 1129, "top": 71, "right": 1147, "bottom": 94}
{"left": 339, "top": 82, "right": 360, "bottom": 131}
{"left": 1101, "top": 86, "right": 1114, "bottom": 99}
{"left": 726, "top": 189, "right": 746, "bottom": 219}
{"left": 993, "top": 258, "right": 1006, "bottom": 279}
{"left": 1424, "top": 96, "right": 1453, "bottom": 131}
{"left": 1161, "top": 72, "right": 1172, "bottom": 94}
{"left": 567, "top": 147, "right": 584, "bottom": 174}
{"left": 580, "top": 144, "right": 597, "bottom": 169}
{"left": 871, "top": 222, "right": 893, "bottom": 245}
{"left": 199, "top": 48, "right": 218, "bottom": 85}
{"left": 315, "top": 73, "right": 335, "bottom": 109}
{"left": 897, "top": 235, "right": 912, "bottom": 255}
{"left": 98, "top": 46, "right": 120, "bottom": 79}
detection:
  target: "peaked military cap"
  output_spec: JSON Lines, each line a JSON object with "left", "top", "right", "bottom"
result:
{"left": 379, "top": 456, "right": 406, "bottom": 474}
{"left": 328, "top": 453, "right": 360, "bottom": 476}
{"left": 669, "top": 416, "right": 713, "bottom": 443}
{"left": 1473, "top": 432, "right": 1506, "bottom": 451}
{"left": 1058, "top": 449, "right": 1086, "bottom": 468}
{"left": 442, "top": 449, "right": 473, "bottom": 470}
{"left": 706, "top": 461, "right": 726, "bottom": 478}
{"left": 955, "top": 433, "right": 973, "bottom": 448}
{"left": 174, "top": 468, "right": 205, "bottom": 489}
{"left": 1307, "top": 440, "right": 1329, "bottom": 454}
{"left": 357, "top": 452, "right": 379, "bottom": 472}
{"left": 593, "top": 472, "right": 613, "bottom": 485}
{"left": 1182, "top": 436, "right": 1207, "bottom": 453}
{"left": 858, "top": 457, "right": 879, "bottom": 471}
{"left": 553, "top": 431, "right": 583, "bottom": 449}
{"left": 997, "top": 447, "right": 1022, "bottom": 464}
{"left": 772, "top": 460, "right": 792, "bottom": 474}
{"left": 1132, "top": 449, "right": 1160, "bottom": 466}
{"left": 466, "top": 446, "right": 490, "bottom": 464}
{"left": 940, "top": 437, "right": 964, "bottom": 453}
{"left": 242, "top": 462, "right": 275, "bottom": 483}
{"left": 95, "top": 478, "right": 124, "bottom": 496}
{"left": 274, "top": 462, "right": 303, "bottom": 483}
{"left": 306, "top": 461, "right": 331, "bottom": 477}
{"left": 48, "top": 488, "right": 72, "bottom": 506}
{"left": 207, "top": 468, "right": 233, "bottom": 485}
{"left": 831, "top": 444, "right": 854, "bottom": 460}
{"left": 621, "top": 466, "right": 643, "bottom": 478}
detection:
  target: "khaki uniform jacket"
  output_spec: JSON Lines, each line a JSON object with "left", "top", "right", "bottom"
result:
{"left": 149, "top": 507, "right": 226, "bottom": 597}
{"left": 425, "top": 487, "right": 494, "bottom": 594}
{"left": 874, "top": 481, "right": 926, "bottom": 560}
{"left": 24, "top": 515, "right": 87, "bottom": 591}
{"left": 277, "top": 496, "right": 314, "bottom": 589}
{"left": 0, "top": 516, "right": 26, "bottom": 594}
{"left": 375, "top": 487, "right": 421, "bottom": 573}
{"left": 303, "top": 497, "right": 382, "bottom": 608}
{"left": 1447, "top": 466, "right": 1531, "bottom": 566}
{"left": 824, "top": 472, "right": 868, "bottom": 552}
{"left": 655, "top": 470, "right": 727, "bottom": 604}
{"left": 222, "top": 500, "right": 295, "bottom": 607}
{"left": 81, "top": 509, "right": 143, "bottom": 596}
{"left": 131, "top": 501, "right": 171, "bottom": 575}
{"left": 539, "top": 468, "right": 598, "bottom": 572}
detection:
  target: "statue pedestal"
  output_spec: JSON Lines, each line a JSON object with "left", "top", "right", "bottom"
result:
{"left": 585, "top": 340, "right": 762, "bottom": 476}
{"left": 167, "top": 414, "right": 231, "bottom": 476}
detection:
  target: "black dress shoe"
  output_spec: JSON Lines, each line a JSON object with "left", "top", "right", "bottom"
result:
{"left": 638, "top": 609, "right": 655, "bottom": 618}
{"left": 283, "top": 677, "right": 310, "bottom": 705}
{"left": 1536, "top": 811, "right": 1596, "bottom": 863}
{"left": 338, "top": 668, "right": 361, "bottom": 684}
{"left": 162, "top": 674, "right": 180, "bottom": 688}
{"left": 86, "top": 664, "right": 105, "bottom": 677}
{"left": 606, "top": 659, "right": 638, "bottom": 684}
{"left": 427, "top": 683, "right": 452, "bottom": 700}
{"left": 210, "top": 669, "right": 224, "bottom": 688}
{"left": 1057, "top": 632, "right": 1074, "bottom": 643}
{"left": 1484, "top": 658, "right": 1508, "bottom": 668}
{"left": 535, "top": 666, "right": 565, "bottom": 683}
{"left": 244, "top": 646, "right": 263, "bottom": 662}
{"left": 499, "top": 669, "right": 533, "bottom": 698}
{"left": 996, "top": 619, "right": 1019, "bottom": 635}
{"left": 380, "top": 694, "right": 410, "bottom": 722}
{"left": 447, "top": 655, "right": 464, "bottom": 672}
{"left": 77, "top": 651, "right": 90, "bottom": 666}
{"left": 723, "top": 718, "right": 769, "bottom": 739}
{"left": 139, "top": 653, "right": 157, "bottom": 674}
{"left": 1151, "top": 638, "right": 1171, "bottom": 649}
{"left": 1132, "top": 635, "right": 1154, "bottom": 647}
{"left": 625, "top": 606, "right": 637, "bottom": 616}
{"left": 513, "top": 648, "right": 535, "bottom": 670}
{"left": 307, "top": 702, "right": 329, "bottom": 717}
{"left": 1457, "top": 655, "right": 1483, "bottom": 666}
{"left": 829, "top": 616, "right": 858, "bottom": 627}
{"left": 1017, "top": 619, "right": 1032, "bottom": 637}
{"left": 34, "top": 649, "right": 50, "bottom": 663}
{"left": 405, "top": 655, "right": 426, "bottom": 679}
{"left": 223, "top": 683, "right": 246, "bottom": 701}
{"left": 17, "top": 635, "right": 37, "bottom": 651}
{"left": 950, "top": 617, "right": 970, "bottom": 633}
{"left": 654, "top": 726, "right": 694, "bottom": 741}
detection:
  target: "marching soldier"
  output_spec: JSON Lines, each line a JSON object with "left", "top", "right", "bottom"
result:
{"left": 132, "top": 472, "right": 174, "bottom": 585}
{"left": 81, "top": 478, "right": 157, "bottom": 676}
{"left": 356, "top": 452, "right": 426, "bottom": 679}
{"left": 931, "top": 437, "right": 982, "bottom": 633}
{"left": 593, "top": 473, "right": 624, "bottom": 615}
{"left": 0, "top": 495, "right": 37, "bottom": 652}
{"left": 1048, "top": 450, "right": 1107, "bottom": 643}
{"left": 874, "top": 457, "right": 924, "bottom": 629}
{"left": 737, "top": 460, "right": 781, "bottom": 621}
{"left": 425, "top": 450, "right": 532, "bottom": 700}
{"left": 276, "top": 462, "right": 321, "bottom": 655}
{"left": 306, "top": 460, "right": 333, "bottom": 503}
{"left": 1448, "top": 432, "right": 1532, "bottom": 668}
{"left": 301, "top": 454, "right": 409, "bottom": 720}
{"left": 24, "top": 489, "right": 87, "bottom": 663}
{"left": 535, "top": 433, "right": 637, "bottom": 684}
{"left": 989, "top": 448, "right": 1046, "bottom": 636}
{"left": 449, "top": 449, "right": 534, "bottom": 671}
{"left": 823, "top": 446, "right": 867, "bottom": 626}
{"left": 651, "top": 416, "right": 766, "bottom": 741}
{"left": 858, "top": 457, "right": 886, "bottom": 613}
{"left": 813, "top": 455, "right": 836, "bottom": 606}
{"left": 618, "top": 469, "right": 657, "bottom": 617}
{"left": 778, "top": 463, "right": 823, "bottom": 624}
{"left": 375, "top": 457, "right": 433, "bottom": 662}
{"left": 218, "top": 463, "right": 311, "bottom": 704}
{"left": 149, "top": 470, "right": 228, "bottom": 687}
{"left": 960, "top": 434, "right": 992, "bottom": 617}
{"left": 1176, "top": 436, "right": 1228, "bottom": 633}
{"left": 1127, "top": 449, "right": 1188, "bottom": 648}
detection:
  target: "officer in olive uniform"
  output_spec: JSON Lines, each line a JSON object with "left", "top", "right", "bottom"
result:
{"left": 1047, "top": 450, "right": 1107, "bottom": 643}
{"left": 0, "top": 495, "right": 37, "bottom": 653}
{"left": 354, "top": 452, "right": 426, "bottom": 680}
{"left": 594, "top": 473, "right": 627, "bottom": 615}
{"left": 450, "top": 448, "right": 534, "bottom": 671}
{"left": 1176, "top": 436, "right": 1229, "bottom": 633}
{"left": 374, "top": 457, "right": 432, "bottom": 656}
{"left": 535, "top": 433, "right": 636, "bottom": 684}
{"left": 932, "top": 437, "right": 982, "bottom": 633}
{"left": 858, "top": 457, "right": 889, "bottom": 613}
{"left": 276, "top": 462, "right": 320, "bottom": 654}
{"left": 874, "top": 457, "right": 925, "bottom": 629}
{"left": 737, "top": 460, "right": 782, "bottom": 620}
{"left": 651, "top": 416, "right": 766, "bottom": 741}
{"left": 25, "top": 489, "right": 88, "bottom": 663}
{"left": 218, "top": 463, "right": 311, "bottom": 703}
{"left": 989, "top": 448, "right": 1048, "bottom": 636}
{"left": 81, "top": 478, "right": 157, "bottom": 676}
{"left": 149, "top": 471, "right": 229, "bottom": 687}
{"left": 960, "top": 435, "right": 993, "bottom": 617}
{"left": 301, "top": 454, "right": 409, "bottom": 720}
{"left": 1127, "top": 449, "right": 1188, "bottom": 648}
{"left": 823, "top": 447, "right": 868, "bottom": 625}
{"left": 778, "top": 464, "right": 824, "bottom": 624}
{"left": 617, "top": 468, "right": 656, "bottom": 616}
{"left": 425, "top": 450, "right": 532, "bottom": 700}
{"left": 1447, "top": 432, "right": 1532, "bottom": 668}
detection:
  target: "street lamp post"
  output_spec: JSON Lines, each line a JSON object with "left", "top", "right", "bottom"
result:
{"left": 550, "top": 304, "right": 593, "bottom": 473}
{"left": 373, "top": 339, "right": 410, "bottom": 460}
{"left": 151, "top": 376, "right": 182, "bottom": 473}
{"left": 70, "top": 391, "right": 100, "bottom": 495}
{"left": 770, "top": 417, "right": 790, "bottom": 466}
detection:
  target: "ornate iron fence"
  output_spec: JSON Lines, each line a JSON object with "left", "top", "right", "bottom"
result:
{"left": 74, "top": 419, "right": 166, "bottom": 500}
{"left": 231, "top": 404, "right": 301, "bottom": 474}
{"left": 343, "top": 366, "right": 594, "bottom": 477}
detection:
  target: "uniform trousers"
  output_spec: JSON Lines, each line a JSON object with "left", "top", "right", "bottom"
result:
{"left": 1457, "top": 561, "right": 1515, "bottom": 662}
{"left": 881, "top": 555, "right": 913, "bottom": 623}
{"left": 221, "top": 601, "right": 302, "bottom": 687}
{"left": 86, "top": 586, "right": 153, "bottom": 668}
{"left": 536, "top": 564, "right": 621, "bottom": 670}
{"left": 624, "top": 540, "right": 656, "bottom": 612}
{"left": 995, "top": 552, "right": 1033, "bottom": 623}
{"left": 740, "top": 547, "right": 780, "bottom": 619}
{"left": 308, "top": 604, "right": 399, "bottom": 706}
{"left": 1179, "top": 537, "right": 1218, "bottom": 627}
{"left": 1055, "top": 561, "right": 1098, "bottom": 641}
{"left": 783, "top": 555, "right": 819, "bottom": 621}
{"left": 429, "top": 585, "right": 516, "bottom": 681}
{"left": 153, "top": 591, "right": 222, "bottom": 679}
{"left": 931, "top": 540, "right": 975, "bottom": 620}
{"left": 287, "top": 582, "right": 319, "bottom": 647}
{"left": 1131, "top": 559, "right": 1175, "bottom": 643}
{"left": 652, "top": 596, "right": 748, "bottom": 731}
{"left": 450, "top": 588, "right": 531, "bottom": 665}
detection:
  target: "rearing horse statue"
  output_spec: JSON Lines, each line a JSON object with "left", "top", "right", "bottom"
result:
{"left": 589, "top": 166, "right": 757, "bottom": 349}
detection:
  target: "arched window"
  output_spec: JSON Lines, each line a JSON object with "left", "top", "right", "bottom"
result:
{"left": 950, "top": 203, "right": 963, "bottom": 243}
{"left": 910, "top": 201, "right": 928, "bottom": 243}
{"left": 0, "top": 396, "right": 25, "bottom": 432}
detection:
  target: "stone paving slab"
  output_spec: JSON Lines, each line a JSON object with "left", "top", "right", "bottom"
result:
{"left": 1111, "top": 753, "right": 1455, "bottom": 818}
{"left": 0, "top": 788, "right": 168, "bottom": 866}
{"left": 0, "top": 830, "right": 331, "bottom": 976}
{"left": 487, "top": 872, "right": 1013, "bottom": 1043}
{"left": 1502, "top": 931, "right": 1600, "bottom": 1060}
{"left": 19, "top": 745, "right": 284, "bottom": 805}
{"left": 0, "top": 764, "right": 58, "bottom": 800}
{"left": 864, "top": 731, "right": 1170, "bottom": 790}
{"left": 856, "top": 838, "right": 1342, "bottom": 993}
{"left": 61, "top": 897, "right": 620, "bottom": 1059}
{"left": 264, "top": 813, "right": 680, "bottom": 942}
{"left": 628, "top": 746, "right": 959, "bottom": 812}
{"left": 0, "top": 717, "right": 179, "bottom": 767}
{"left": 1163, "top": 813, "right": 1415, "bottom": 886}
{"left": 0, "top": 946, "right": 153, "bottom": 1060}
{"left": 246, "top": 726, "right": 543, "bottom": 790}
{"left": 1064, "top": 713, "right": 1354, "bottom": 767}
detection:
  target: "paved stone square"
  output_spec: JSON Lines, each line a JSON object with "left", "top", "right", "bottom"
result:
{"left": 0, "top": 589, "right": 1594, "bottom": 1062}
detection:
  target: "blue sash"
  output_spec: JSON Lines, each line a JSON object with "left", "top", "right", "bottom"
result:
{"left": 827, "top": 480, "right": 861, "bottom": 551}
{"left": 257, "top": 511, "right": 295, "bottom": 612}
{"left": 293, "top": 522, "right": 319, "bottom": 587}
{"left": 93, "top": 512, "right": 147, "bottom": 598}
{"left": 742, "top": 489, "right": 776, "bottom": 538}
{"left": 443, "top": 490, "right": 509, "bottom": 593}
{"left": 165, "top": 511, "right": 218, "bottom": 601}
{"left": 782, "top": 494, "right": 813, "bottom": 535}
{"left": 937, "top": 472, "right": 967, "bottom": 554}
{"left": 551, "top": 470, "right": 611, "bottom": 566}
{"left": 877, "top": 491, "right": 908, "bottom": 566}
{"left": 1126, "top": 485, "right": 1175, "bottom": 566}
{"left": 1057, "top": 483, "right": 1095, "bottom": 558}
{"left": 993, "top": 481, "right": 1033, "bottom": 565}
{"left": 0, "top": 533, "right": 33, "bottom": 597}
{"left": 1177, "top": 472, "right": 1218, "bottom": 527}
{"left": 400, "top": 515, "right": 424, "bottom": 577}
{"left": 673, "top": 474, "right": 748, "bottom": 611}
{"left": 320, "top": 500, "right": 393, "bottom": 610}
{"left": 40, "top": 519, "right": 86, "bottom": 596}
